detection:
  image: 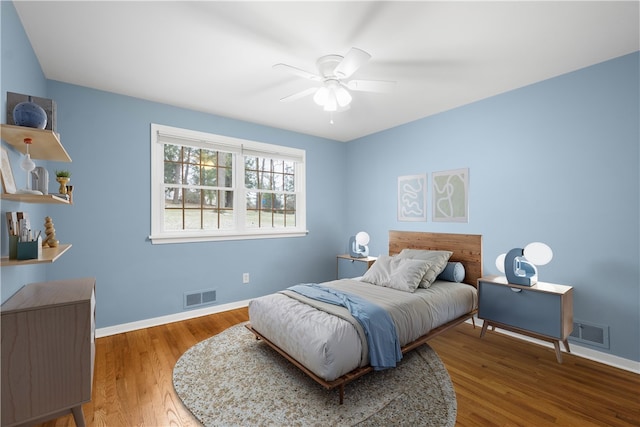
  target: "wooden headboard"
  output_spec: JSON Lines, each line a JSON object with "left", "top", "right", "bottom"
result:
{"left": 388, "top": 231, "right": 483, "bottom": 287}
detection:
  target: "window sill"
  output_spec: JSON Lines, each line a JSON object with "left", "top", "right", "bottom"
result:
{"left": 148, "top": 229, "right": 309, "bottom": 244}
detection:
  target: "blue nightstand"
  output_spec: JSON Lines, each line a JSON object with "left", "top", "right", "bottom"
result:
{"left": 478, "top": 275, "right": 574, "bottom": 363}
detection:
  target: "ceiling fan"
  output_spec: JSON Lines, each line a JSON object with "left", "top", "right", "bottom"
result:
{"left": 274, "top": 47, "right": 395, "bottom": 113}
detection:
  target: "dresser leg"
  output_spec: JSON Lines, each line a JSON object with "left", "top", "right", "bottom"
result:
{"left": 71, "top": 405, "right": 86, "bottom": 427}
{"left": 553, "top": 341, "right": 563, "bottom": 364}
{"left": 562, "top": 339, "right": 571, "bottom": 353}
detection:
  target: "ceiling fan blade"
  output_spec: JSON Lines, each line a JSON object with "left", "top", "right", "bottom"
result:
{"left": 346, "top": 79, "right": 396, "bottom": 93}
{"left": 273, "top": 63, "right": 322, "bottom": 82}
{"left": 334, "top": 47, "right": 371, "bottom": 79}
{"left": 279, "top": 87, "right": 318, "bottom": 102}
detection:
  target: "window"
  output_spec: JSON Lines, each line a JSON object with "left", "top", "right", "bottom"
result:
{"left": 150, "top": 124, "right": 306, "bottom": 244}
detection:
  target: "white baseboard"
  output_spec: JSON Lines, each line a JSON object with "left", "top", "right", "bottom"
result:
{"left": 467, "top": 318, "right": 640, "bottom": 374}
{"left": 95, "top": 299, "right": 251, "bottom": 338}
{"left": 97, "top": 306, "right": 639, "bottom": 374}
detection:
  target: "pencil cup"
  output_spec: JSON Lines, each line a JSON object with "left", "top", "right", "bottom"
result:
{"left": 17, "top": 237, "right": 42, "bottom": 260}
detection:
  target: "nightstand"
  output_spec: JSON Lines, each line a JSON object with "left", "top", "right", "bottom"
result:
{"left": 336, "top": 254, "right": 377, "bottom": 279}
{"left": 477, "top": 275, "right": 573, "bottom": 363}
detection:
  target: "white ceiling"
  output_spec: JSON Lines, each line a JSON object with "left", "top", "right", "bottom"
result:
{"left": 13, "top": 1, "right": 640, "bottom": 142}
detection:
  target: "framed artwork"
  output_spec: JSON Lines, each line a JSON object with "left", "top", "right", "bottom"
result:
{"left": 0, "top": 147, "right": 16, "bottom": 194}
{"left": 397, "top": 174, "right": 427, "bottom": 222}
{"left": 432, "top": 168, "right": 469, "bottom": 223}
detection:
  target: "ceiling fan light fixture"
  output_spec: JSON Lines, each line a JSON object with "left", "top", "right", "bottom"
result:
{"left": 315, "top": 80, "right": 352, "bottom": 112}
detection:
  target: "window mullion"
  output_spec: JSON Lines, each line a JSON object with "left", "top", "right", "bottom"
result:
{"left": 235, "top": 153, "right": 246, "bottom": 232}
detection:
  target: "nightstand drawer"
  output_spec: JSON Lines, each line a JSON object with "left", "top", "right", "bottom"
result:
{"left": 479, "top": 281, "right": 563, "bottom": 339}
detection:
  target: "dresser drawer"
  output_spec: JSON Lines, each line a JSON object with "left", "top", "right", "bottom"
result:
{"left": 479, "top": 280, "right": 564, "bottom": 339}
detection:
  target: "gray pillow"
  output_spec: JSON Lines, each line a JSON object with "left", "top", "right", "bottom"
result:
{"left": 437, "top": 262, "right": 465, "bottom": 283}
{"left": 361, "top": 255, "right": 430, "bottom": 293}
{"left": 396, "top": 249, "right": 453, "bottom": 288}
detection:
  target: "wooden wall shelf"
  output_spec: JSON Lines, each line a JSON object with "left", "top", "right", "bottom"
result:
{"left": 0, "top": 124, "right": 71, "bottom": 162}
{"left": 0, "top": 193, "right": 70, "bottom": 204}
{"left": 0, "top": 244, "right": 72, "bottom": 267}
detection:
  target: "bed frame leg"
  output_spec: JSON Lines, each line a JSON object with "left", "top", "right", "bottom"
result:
{"left": 339, "top": 385, "right": 344, "bottom": 405}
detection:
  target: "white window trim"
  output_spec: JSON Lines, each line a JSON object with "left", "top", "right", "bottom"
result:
{"left": 149, "top": 124, "right": 307, "bottom": 244}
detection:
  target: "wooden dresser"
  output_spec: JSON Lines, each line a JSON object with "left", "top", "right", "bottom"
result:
{"left": 1, "top": 277, "right": 96, "bottom": 427}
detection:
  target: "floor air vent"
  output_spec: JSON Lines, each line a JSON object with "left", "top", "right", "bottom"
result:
{"left": 184, "top": 289, "right": 216, "bottom": 309}
{"left": 569, "top": 320, "right": 609, "bottom": 349}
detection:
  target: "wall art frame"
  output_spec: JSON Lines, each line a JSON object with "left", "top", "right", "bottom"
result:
{"left": 397, "top": 174, "right": 427, "bottom": 222}
{"left": 0, "top": 146, "right": 17, "bottom": 194}
{"left": 432, "top": 168, "right": 469, "bottom": 223}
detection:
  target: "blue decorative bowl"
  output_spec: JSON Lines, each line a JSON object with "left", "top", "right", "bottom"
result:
{"left": 13, "top": 99, "right": 47, "bottom": 129}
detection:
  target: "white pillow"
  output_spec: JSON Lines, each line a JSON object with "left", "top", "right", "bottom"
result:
{"left": 396, "top": 249, "right": 453, "bottom": 288}
{"left": 361, "top": 255, "right": 430, "bottom": 293}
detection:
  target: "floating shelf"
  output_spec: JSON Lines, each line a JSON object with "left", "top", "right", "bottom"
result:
{"left": 0, "top": 244, "right": 72, "bottom": 267}
{"left": 0, "top": 193, "right": 71, "bottom": 204}
{"left": 0, "top": 124, "right": 71, "bottom": 162}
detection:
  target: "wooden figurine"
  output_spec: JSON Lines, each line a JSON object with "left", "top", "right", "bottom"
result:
{"left": 43, "top": 216, "right": 58, "bottom": 247}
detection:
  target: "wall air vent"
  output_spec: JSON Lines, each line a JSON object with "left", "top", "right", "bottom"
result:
{"left": 184, "top": 289, "right": 216, "bottom": 309}
{"left": 569, "top": 319, "right": 609, "bottom": 349}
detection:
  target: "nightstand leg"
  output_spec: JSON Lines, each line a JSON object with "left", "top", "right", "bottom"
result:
{"left": 480, "top": 321, "right": 489, "bottom": 338}
{"left": 562, "top": 339, "right": 571, "bottom": 353}
{"left": 553, "top": 341, "right": 563, "bottom": 364}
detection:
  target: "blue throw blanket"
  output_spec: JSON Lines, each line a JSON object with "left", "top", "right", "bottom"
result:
{"left": 287, "top": 283, "right": 402, "bottom": 370}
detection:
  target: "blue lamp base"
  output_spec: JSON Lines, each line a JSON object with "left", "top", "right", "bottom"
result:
{"left": 504, "top": 247, "right": 538, "bottom": 286}
{"left": 348, "top": 236, "right": 369, "bottom": 258}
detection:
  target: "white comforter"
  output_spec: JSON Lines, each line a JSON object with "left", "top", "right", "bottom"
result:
{"left": 248, "top": 278, "right": 477, "bottom": 381}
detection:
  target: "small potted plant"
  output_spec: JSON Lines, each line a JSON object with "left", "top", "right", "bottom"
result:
{"left": 55, "top": 170, "right": 71, "bottom": 194}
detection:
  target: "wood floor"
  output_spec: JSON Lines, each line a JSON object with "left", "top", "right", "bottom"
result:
{"left": 36, "top": 307, "right": 639, "bottom": 427}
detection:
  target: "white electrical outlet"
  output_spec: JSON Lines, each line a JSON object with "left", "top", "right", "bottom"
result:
{"left": 242, "top": 273, "right": 250, "bottom": 284}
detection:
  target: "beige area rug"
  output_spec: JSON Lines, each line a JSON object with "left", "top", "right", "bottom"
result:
{"left": 173, "top": 323, "right": 456, "bottom": 427}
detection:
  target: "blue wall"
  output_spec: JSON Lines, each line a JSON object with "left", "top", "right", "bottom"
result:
{"left": 347, "top": 52, "right": 639, "bottom": 361}
{"left": 1, "top": 1, "right": 348, "bottom": 326}
{"left": 2, "top": 1, "right": 638, "bottom": 361}
{"left": 0, "top": 1, "right": 49, "bottom": 297}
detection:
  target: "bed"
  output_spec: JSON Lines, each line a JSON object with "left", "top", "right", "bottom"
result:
{"left": 246, "top": 231, "right": 483, "bottom": 404}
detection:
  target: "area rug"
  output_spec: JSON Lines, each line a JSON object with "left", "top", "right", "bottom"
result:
{"left": 173, "top": 323, "right": 456, "bottom": 427}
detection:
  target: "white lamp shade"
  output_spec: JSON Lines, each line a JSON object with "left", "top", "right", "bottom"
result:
{"left": 355, "top": 231, "right": 370, "bottom": 246}
{"left": 335, "top": 86, "right": 352, "bottom": 107}
{"left": 495, "top": 253, "right": 506, "bottom": 273}
{"left": 323, "top": 92, "right": 337, "bottom": 111}
{"left": 524, "top": 242, "right": 553, "bottom": 265}
{"left": 313, "top": 87, "right": 328, "bottom": 106}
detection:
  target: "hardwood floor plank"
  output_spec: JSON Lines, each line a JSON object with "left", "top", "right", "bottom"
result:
{"left": 34, "top": 308, "right": 639, "bottom": 427}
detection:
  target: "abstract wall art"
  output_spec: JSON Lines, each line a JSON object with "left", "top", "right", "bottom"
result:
{"left": 432, "top": 168, "right": 469, "bottom": 223}
{"left": 397, "top": 174, "right": 427, "bottom": 222}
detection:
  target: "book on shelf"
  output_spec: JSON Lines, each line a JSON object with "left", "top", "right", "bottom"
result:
{"left": 5, "top": 212, "right": 17, "bottom": 238}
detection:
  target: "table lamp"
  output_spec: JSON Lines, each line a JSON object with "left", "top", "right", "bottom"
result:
{"left": 495, "top": 242, "right": 553, "bottom": 286}
{"left": 349, "top": 231, "right": 370, "bottom": 258}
